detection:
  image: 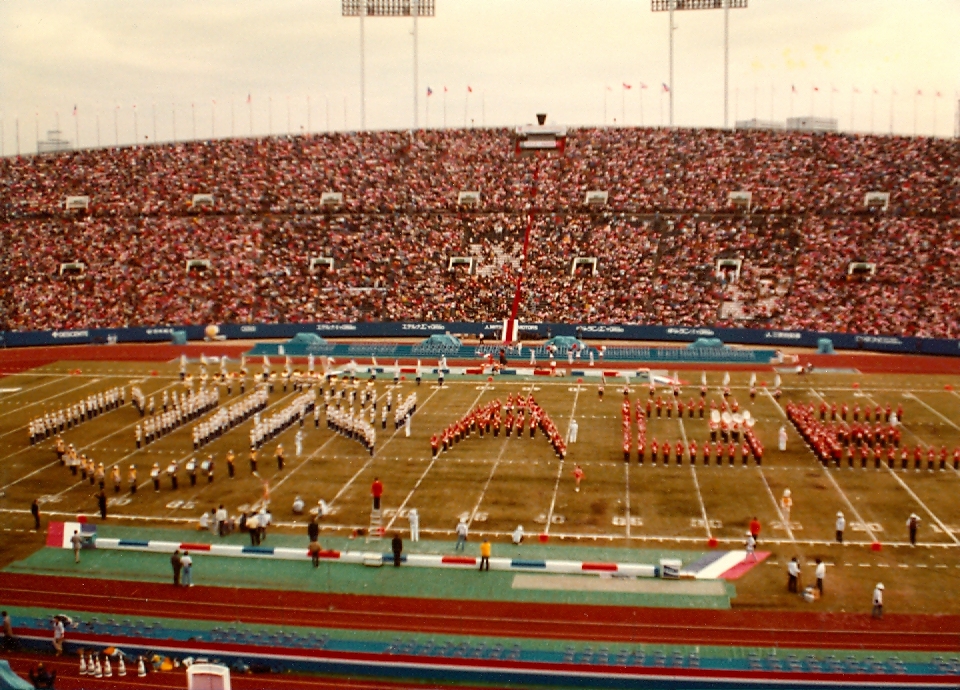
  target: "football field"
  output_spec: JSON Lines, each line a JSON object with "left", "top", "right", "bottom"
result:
{"left": 1, "top": 353, "right": 959, "bottom": 615}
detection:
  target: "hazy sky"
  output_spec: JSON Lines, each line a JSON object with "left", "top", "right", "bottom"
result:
{"left": 1, "top": 0, "right": 958, "bottom": 154}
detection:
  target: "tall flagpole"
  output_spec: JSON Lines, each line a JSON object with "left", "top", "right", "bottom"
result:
{"left": 413, "top": 0, "right": 419, "bottom": 129}
{"left": 360, "top": 0, "right": 366, "bottom": 130}
{"left": 668, "top": 0, "right": 674, "bottom": 127}
{"left": 723, "top": 0, "right": 729, "bottom": 128}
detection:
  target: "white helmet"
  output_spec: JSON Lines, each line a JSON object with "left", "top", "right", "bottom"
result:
{"left": 783, "top": 489, "right": 791, "bottom": 497}
{"left": 876, "top": 583, "right": 884, "bottom": 590}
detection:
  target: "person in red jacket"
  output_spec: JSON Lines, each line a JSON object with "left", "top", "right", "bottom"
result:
{"left": 371, "top": 477, "right": 383, "bottom": 511}
{"left": 749, "top": 517, "right": 761, "bottom": 545}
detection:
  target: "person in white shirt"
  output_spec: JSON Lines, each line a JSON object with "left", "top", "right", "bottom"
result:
{"left": 567, "top": 418, "right": 579, "bottom": 444}
{"left": 455, "top": 518, "right": 468, "bottom": 552}
{"left": 181, "top": 551, "right": 194, "bottom": 587}
{"left": 52, "top": 618, "right": 65, "bottom": 656}
{"left": 408, "top": 508, "right": 420, "bottom": 542}
{"left": 835, "top": 511, "right": 846, "bottom": 543}
{"left": 745, "top": 532, "right": 757, "bottom": 562}
{"left": 512, "top": 525, "right": 524, "bottom": 545}
{"left": 778, "top": 425, "right": 787, "bottom": 452}
{"left": 787, "top": 557, "right": 801, "bottom": 593}
{"left": 872, "top": 583, "right": 884, "bottom": 618}
{"left": 814, "top": 558, "right": 826, "bottom": 597}
{"left": 292, "top": 496, "right": 305, "bottom": 515}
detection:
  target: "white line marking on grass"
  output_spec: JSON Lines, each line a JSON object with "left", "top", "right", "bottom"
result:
{"left": 763, "top": 387, "right": 785, "bottom": 417}
{"left": 464, "top": 434, "right": 514, "bottom": 532}
{"left": 328, "top": 386, "right": 442, "bottom": 509}
{"left": 859, "top": 389, "right": 960, "bottom": 481}
{"left": 624, "top": 462, "right": 631, "bottom": 540}
{"left": 0, "top": 382, "right": 186, "bottom": 492}
{"left": 0, "top": 375, "right": 70, "bottom": 400}
{"left": 544, "top": 384, "right": 581, "bottom": 535}
{"left": 0, "top": 377, "right": 99, "bottom": 421}
{"left": 678, "top": 417, "right": 711, "bottom": 540}
{"left": 803, "top": 388, "right": 880, "bottom": 542}
{"left": 384, "top": 388, "right": 488, "bottom": 532}
{"left": 905, "top": 393, "right": 960, "bottom": 432}
{"left": 882, "top": 466, "right": 960, "bottom": 546}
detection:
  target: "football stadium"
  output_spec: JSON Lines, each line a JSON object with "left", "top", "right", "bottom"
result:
{"left": 1, "top": 2, "right": 959, "bottom": 689}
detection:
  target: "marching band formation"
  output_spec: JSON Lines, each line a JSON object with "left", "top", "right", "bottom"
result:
{"left": 29, "top": 386, "right": 126, "bottom": 444}
{"left": 136, "top": 387, "right": 220, "bottom": 448}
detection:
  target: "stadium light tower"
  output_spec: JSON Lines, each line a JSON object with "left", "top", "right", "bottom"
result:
{"left": 651, "top": 0, "right": 747, "bottom": 128}
{"left": 342, "top": 0, "right": 436, "bottom": 131}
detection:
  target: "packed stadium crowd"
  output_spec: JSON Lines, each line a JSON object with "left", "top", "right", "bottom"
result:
{"left": 0, "top": 126, "right": 957, "bottom": 338}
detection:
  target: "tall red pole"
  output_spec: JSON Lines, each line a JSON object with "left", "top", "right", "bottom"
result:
{"left": 505, "top": 157, "right": 539, "bottom": 342}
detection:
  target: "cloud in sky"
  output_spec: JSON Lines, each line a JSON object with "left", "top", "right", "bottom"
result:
{"left": 1, "top": 0, "right": 957, "bottom": 153}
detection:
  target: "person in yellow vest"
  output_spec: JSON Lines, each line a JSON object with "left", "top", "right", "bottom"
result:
{"left": 479, "top": 538, "right": 491, "bottom": 572}
{"left": 128, "top": 465, "right": 138, "bottom": 494}
{"left": 111, "top": 465, "right": 122, "bottom": 493}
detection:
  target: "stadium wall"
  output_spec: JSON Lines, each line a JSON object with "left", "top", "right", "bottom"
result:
{"left": 0, "top": 322, "right": 958, "bottom": 357}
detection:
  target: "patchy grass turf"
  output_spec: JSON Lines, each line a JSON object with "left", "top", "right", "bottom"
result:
{"left": 1, "top": 358, "right": 959, "bottom": 615}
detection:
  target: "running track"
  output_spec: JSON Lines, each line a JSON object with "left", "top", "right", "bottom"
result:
{"left": 2, "top": 573, "right": 957, "bottom": 653}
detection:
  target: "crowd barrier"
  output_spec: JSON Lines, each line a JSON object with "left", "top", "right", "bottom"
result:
{"left": 1, "top": 321, "right": 957, "bottom": 358}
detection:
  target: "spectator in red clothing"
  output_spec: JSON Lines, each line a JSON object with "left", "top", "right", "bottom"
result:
{"left": 749, "top": 517, "right": 761, "bottom": 545}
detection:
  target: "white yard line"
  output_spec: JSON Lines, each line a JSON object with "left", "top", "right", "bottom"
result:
{"left": 544, "top": 385, "right": 581, "bottom": 535}
{"left": 906, "top": 392, "right": 960, "bottom": 432}
{"left": 384, "top": 388, "right": 488, "bottom": 532}
{"left": 464, "top": 434, "right": 514, "bottom": 531}
{"left": 882, "top": 466, "right": 960, "bottom": 545}
{"left": 0, "top": 378, "right": 101, "bottom": 421}
{"left": 678, "top": 416, "right": 711, "bottom": 540}
{"left": 624, "top": 462, "right": 631, "bottom": 540}
{"left": 860, "top": 390, "right": 960, "bottom": 478}
{"left": 0, "top": 381, "right": 184, "bottom": 492}
{"left": 802, "top": 388, "right": 880, "bottom": 542}
{"left": 0, "top": 375, "right": 71, "bottom": 400}
{"left": 328, "top": 386, "right": 442, "bottom": 508}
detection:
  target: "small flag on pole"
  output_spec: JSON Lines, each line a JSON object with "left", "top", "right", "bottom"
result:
{"left": 791, "top": 85, "right": 797, "bottom": 94}
{"left": 73, "top": 105, "right": 77, "bottom": 116}
{"left": 467, "top": 85, "right": 473, "bottom": 93}
{"left": 246, "top": 93, "right": 251, "bottom": 104}
{"left": 661, "top": 83, "right": 670, "bottom": 93}
{"left": 639, "top": 82, "right": 648, "bottom": 90}
{"left": 622, "top": 83, "right": 632, "bottom": 90}
{"left": 426, "top": 87, "right": 433, "bottom": 96}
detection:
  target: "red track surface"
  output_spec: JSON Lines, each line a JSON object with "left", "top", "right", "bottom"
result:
{"left": 3, "top": 652, "right": 466, "bottom": 690}
{"left": 3, "top": 573, "right": 958, "bottom": 653}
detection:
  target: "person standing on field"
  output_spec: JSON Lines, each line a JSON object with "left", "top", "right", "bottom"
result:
{"left": 835, "top": 511, "right": 846, "bottom": 543}
{"left": 780, "top": 489, "right": 793, "bottom": 526}
{"left": 872, "top": 582, "right": 884, "bottom": 618}
{"left": 455, "top": 518, "right": 468, "bottom": 552}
